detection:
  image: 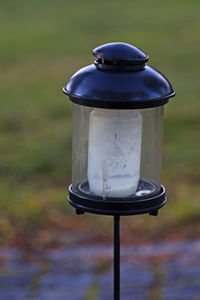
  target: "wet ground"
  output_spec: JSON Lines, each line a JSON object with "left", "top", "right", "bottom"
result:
{"left": 1, "top": 239, "right": 200, "bottom": 300}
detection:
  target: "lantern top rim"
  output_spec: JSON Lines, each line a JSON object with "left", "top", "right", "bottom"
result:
{"left": 63, "top": 42, "right": 175, "bottom": 109}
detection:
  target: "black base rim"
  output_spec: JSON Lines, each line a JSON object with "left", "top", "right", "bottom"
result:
{"left": 68, "top": 184, "right": 166, "bottom": 216}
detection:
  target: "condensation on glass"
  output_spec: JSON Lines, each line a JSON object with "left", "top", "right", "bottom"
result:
{"left": 72, "top": 103, "right": 164, "bottom": 200}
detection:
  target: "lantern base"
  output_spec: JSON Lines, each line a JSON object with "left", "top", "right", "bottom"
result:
{"left": 68, "top": 182, "right": 166, "bottom": 216}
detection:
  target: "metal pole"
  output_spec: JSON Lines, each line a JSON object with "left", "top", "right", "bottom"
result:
{"left": 114, "top": 215, "right": 120, "bottom": 300}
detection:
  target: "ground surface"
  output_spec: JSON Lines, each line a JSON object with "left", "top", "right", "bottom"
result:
{"left": 1, "top": 239, "right": 200, "bottom": 300}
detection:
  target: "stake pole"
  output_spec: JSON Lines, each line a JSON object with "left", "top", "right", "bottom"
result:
{"left": 114, "top": 215, "right": 120, "bottom": 300}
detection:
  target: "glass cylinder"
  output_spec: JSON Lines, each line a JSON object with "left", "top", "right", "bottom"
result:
{"left": 72, "top": 103, "right": 164, "bottom": 200}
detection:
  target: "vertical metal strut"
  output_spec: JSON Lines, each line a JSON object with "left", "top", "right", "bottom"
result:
{"left": 114, "top": 215, "right": 120, "bottom": 300}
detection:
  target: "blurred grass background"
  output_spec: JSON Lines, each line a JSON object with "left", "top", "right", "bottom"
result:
{"left": 0, "top": 0, "right": 200, "bottom": 249}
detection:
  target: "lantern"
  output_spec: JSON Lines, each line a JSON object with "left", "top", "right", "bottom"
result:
{"left": 63, "top": 42, "right": 175, "bottom": 299}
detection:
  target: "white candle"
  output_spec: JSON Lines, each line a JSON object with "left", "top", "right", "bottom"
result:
{"left": 88, "top": 109, "right": 142, "bottom": 198}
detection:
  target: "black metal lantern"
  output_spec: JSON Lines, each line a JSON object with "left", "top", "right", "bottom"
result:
{"left": 63, "top": 42, "right": 175, "bottom": 299}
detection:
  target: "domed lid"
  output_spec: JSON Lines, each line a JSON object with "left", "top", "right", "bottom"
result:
{"left": 63, "top": 42, "right": 175, "bottom": 109}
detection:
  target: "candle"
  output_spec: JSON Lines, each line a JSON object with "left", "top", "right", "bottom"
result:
{"left": 88, "top": 109, "right": 142, "bottom": 197}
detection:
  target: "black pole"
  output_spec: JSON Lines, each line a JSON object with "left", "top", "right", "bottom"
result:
{"left": 114, "top": 215, "right": 120, "bottom": 300}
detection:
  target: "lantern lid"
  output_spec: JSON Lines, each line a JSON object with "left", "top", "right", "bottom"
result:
{"left": 63, "top": 42, "right": 175, "bottom": 109}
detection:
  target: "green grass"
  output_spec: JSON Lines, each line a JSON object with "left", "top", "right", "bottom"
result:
{"left": 1, "top": 0, "right": 200, "bottom": 247}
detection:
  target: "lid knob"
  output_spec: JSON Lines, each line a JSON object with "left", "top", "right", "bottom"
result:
{"left": 93, "top": 42, "right": 149, "bottom": 69}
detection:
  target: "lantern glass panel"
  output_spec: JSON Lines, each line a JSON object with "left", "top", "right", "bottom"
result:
{"left": 72, "top": 103, "right": 164, "bottom": 200}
